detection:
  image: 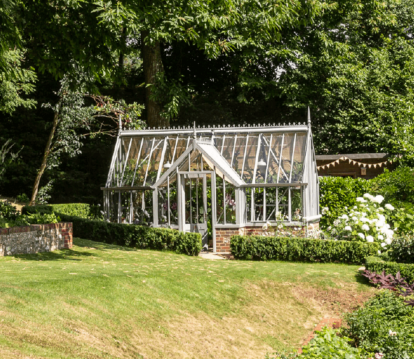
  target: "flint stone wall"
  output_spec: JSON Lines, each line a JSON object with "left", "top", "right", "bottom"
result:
{"left": 0, "top": 222, "right": 73, "bottom": 256}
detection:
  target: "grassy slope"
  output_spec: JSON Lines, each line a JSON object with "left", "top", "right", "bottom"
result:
{"left": 0, "top": 238, "right": 374, "bottom": 359}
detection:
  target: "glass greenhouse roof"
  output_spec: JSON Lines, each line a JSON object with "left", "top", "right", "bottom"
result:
{"left": 106, "top": 124, "right": 310, "bottom": 188}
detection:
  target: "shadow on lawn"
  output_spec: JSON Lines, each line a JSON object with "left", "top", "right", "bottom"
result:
{"left": 14, "top": 248, "right": 96, "bottom": 261}
{"left": 74, "top": 238, "right": 143, "bottom": 253}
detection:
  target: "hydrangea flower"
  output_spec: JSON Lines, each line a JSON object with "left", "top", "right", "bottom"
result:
{"left": 356, "top": 197, "right": 366, "bottom": 203}
{"left": 378, "top": 234, "right": 384, "bottom": 240}
{"left": 344, "top": 226, "right": 352, "bottom": 231}
{"left": 366, "top": 235, "right": 374, "bottom": 243}
{"left": 373, "top": 195, "right": 384, "bottom": 204}
{"left": 362, "top": 224, "right": 370, "bottom": 231}
{"left": 385, "top": 203, "right": 395, "bottom": 211}
{"left": 358, "top": 233, "right": 365, "bottom": 240}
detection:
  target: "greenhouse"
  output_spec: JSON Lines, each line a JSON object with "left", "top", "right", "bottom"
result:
{"left": 102, "top": 112, "right": 320, "bottom": 252}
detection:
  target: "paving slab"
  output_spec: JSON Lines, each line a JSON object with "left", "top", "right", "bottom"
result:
{"left": 198, "top": 252, "right": 226, "bottom": 260}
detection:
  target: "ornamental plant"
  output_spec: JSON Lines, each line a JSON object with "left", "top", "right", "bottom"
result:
{"left": 326, "top": 194, "right": 396, "bottom": 251}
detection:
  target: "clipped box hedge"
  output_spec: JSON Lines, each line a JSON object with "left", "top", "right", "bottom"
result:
{"left": 22, "top": 203, "right": 90, "bottom": 218}
{"left": 231, "top": 235, "right": 379, "bottom": 264}
{"left": 58, "top": 214, "right": 202, "bottom": 256}
{"left": 365, "top": 256, "right": 414, "bottom": 284}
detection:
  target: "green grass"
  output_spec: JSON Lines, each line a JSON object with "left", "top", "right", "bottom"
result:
{"left": 0, "top": 238, "right": 374, "bottom": 358}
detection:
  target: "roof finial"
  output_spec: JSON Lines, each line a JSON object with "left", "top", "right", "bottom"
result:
{"left": 193, "top": 121, "right": 197, "bottom": 139}
{"left": 118, "top": 115, "right": 122, "bottom": 133}
{"left": 307, "top": 106, "right": 311, "bottom": 126}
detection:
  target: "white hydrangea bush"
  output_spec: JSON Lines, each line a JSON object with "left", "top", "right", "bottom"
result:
{"left": 326, "top": 193, "right": 395, "bottom": 250}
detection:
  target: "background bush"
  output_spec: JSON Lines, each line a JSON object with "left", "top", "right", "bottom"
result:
{"left": 344, "top": 290, "right": 414, "bottom": 359}
{"left": 59, "top": 214, "right": 202, "bottom": 256}
{"left": 319, "top": 176, "right": 371, "bottom": 228}
{"left": 370, "top": 167, "right": 414, "bottom": 204}
{"left": 23, "top": 203, "right": 91, "bottom": 218}
{"left": 387, "top": 236, "right": 414, "bottom": 264}
{"left": 231, "top": 235, "right": 379, "bottom": 264}
{"left": 365, "top": 256, "right": 414, "bottom": 284}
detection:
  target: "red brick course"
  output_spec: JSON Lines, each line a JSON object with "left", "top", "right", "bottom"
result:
{"left": 215, "top": 223, "right": 320, "bottom": 253}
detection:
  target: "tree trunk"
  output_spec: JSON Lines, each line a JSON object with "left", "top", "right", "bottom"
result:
{"left": 141, "top": 31, "right": 167, "bottom": 128}
{"left": 29, "top": 111, "right": 59, "bottom": 206}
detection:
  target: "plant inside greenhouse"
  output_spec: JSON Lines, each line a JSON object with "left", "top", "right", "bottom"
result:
{"left": 103, "top": 111, "right": 320, "bottom": 252}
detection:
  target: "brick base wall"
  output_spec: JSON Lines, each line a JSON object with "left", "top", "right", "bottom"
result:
{"left": 215, "top": 222, "right": 320, "bottom": 253}
{"left": 0, "top": 222, "right": 73, "bottom": 256}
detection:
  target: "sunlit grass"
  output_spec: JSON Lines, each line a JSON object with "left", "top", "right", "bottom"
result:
{"left": 0, "top": 238, "right": 373, "bottom": 358}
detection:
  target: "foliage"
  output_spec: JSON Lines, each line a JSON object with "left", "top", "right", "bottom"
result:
{"left": 58, "top": 214, "right": 202, "bottom": 256}
{"left": 344, "top": 290, "right": 414, "bottom": 359}
{"left": 279, "top": 0, "right": 414, "bottom": 159}
{"left": 16, "top": 193, "right": 29, "bottom": 204}
{"left": 0, "top": 139, "right": 21, "bottom": 185}
{"left": 0, "top": 201, "right": 59, "bottom": 228}
{"left": 365, "top": 256, "right": 414, "bottom": 285}
{"left": 0, "top": 201, "right": 19, "bottom": 220}
{"left": 319, "top": 176, "right": 371, "bottom": 228}
{"left": 300, "top": 327, "right": 367, "bottom": 358}
{"left": 326, "top": 194, "right": 395, "bottom": 250}
{"left": 0, "top": 49, "right": 37, "bottom": 114}
{"left": 23, "top": 203, "right": 91, "bottom": 219}
{"left": 387, "top": 236, "right": 414, "bottom": 264}
{"left": 35, "top": 180, "right": 54, "bottom": 204}
{"left": 230, "top": 235, "right": 379, "bottom": 264}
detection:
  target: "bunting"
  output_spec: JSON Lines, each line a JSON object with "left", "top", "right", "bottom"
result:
{"left": 317, "top": 156, "right": 390, "bottom": 171}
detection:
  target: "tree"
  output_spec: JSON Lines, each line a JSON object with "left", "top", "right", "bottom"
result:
{"left": 29, "top": 75, "right": 144, "bottom": 205}
{"left": 276, "top": 0, "right": 414, "bottom": 157}
{"left": 93, "top": 0, "right": 325, "bottom": 127}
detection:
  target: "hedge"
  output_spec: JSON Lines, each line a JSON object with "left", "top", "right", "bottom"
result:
{"left": 365, "top": 256, "right": 414, "bottom": 284}
{"left": 231, "top": 235, "right": 379, "bottom": 263}
{"left": 22, "top": 203, "right": 90, "bottom": 218}
{"left": 59, "top": 214, "right": 202, "bottom": 256}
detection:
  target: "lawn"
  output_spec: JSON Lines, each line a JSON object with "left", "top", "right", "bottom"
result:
{"left": 0, "top": 238, "right": 374, "bottom": 359}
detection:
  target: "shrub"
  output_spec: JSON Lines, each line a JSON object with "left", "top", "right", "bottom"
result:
{"left": 0, "top": 201, "right": 19, "bottom": 220}
{"left": 344, "top": 291, "right": 414, "bottom": 359}
{"left": 388, "top": 236, "right": 414, "bottom": 264}
{"left": 58, "top": 214, "right": 202, "bottom": 256}
{"left": 365, "top": 256, "right": 414, "bottom": 284}
{"left": 370, "top": 167, "right": 414, "bottom": 204}
{"left": 326, "top": 193, "right": 395, "bottom": 250}
{"left": 22, "top": 203, "right": 91, "bottom": 218}
{"left": 230, "top": 235, "right": 379, "bottom": 263}
{"left": 319, "top": 176, "right": 371, "bottom": 228}
{"left": 300, "top": 327, "right": 367, "bottom": 358}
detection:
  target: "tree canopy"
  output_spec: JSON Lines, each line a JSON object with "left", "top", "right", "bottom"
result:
{"left": 0, "top": 0, "right": 413, "bottom": 204}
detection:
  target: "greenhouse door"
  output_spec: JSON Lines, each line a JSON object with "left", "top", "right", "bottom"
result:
{"left": 178, "top": 172, "right": 213, "bottom": 248}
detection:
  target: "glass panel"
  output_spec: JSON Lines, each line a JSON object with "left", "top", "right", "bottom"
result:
{"left": 158, "top": 137, "right": 177, "bottom": 178}
{"left": 255, "top": 135, "right": 269, "bottom": 184}
{"left": 291, "top": 133, "right": 307, "bottom": 182}
{"left": 184, "top": 175, "right": 206, "bottom": 225}
{"left": 190, "top": 151, "right": 203, "bottom": 171}
{"left": 265, "top": 187, "right": 277, "bottom": 221}
{"left": 174, "top": 137, "right": 190, "bottom": 161}
{"left": 232, "top": 135, "right": 247, "bottom": 176}
{"left": 122, "top": 137, "right": 142, "bottom": 186}
{"left": 279, "top": 134, "right": 295, "bottom": 183}
{"left": 245, "top": 188, "right": 252, "bottom": 223}
{"left": 225, "top": 184, "right": 236, "bottom": 224}
{"left": 291, "top": 187, "right": 302, "bottom": 221}
{"left": 132, "top": 137, "right": 153, "bottom": 186}
{"left": 242, "top": 136, "right": 259, "bottom": 183}
{"left": 253, "top": 187, "right": 264, "bottom": 221}
{"left": 214, "top": 136, "right": 224, "bottom": 153}
{"left": 221, "top": 136, "right": 235, "bottom": 164}
{"left": 216, "top": 177, "right": 224, "bottom": 224}
{"left": 145, "top": 138, "right": 165, "bottom": 185}
{"left": 266, "top": 135, "right": 284, "bottom": 184}
{"left": 277, "top": 188, "right": 289, "bottom": 221}
{"left": 158, "top": 186, "right": 168, "bottom": 226}
{"left": 168, "top": 174, "right": 178, "bottom": 226}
